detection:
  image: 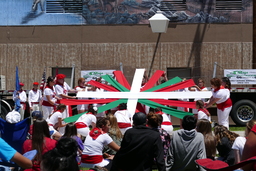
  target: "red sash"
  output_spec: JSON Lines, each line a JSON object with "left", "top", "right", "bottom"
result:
{"left": 75, "top": 122, "right": 87, "bottom": 129}
{"left": 216, "top": 98, "right": 232, "bottom": 111}
{"left": 31, "top": 102, "right": 39, "bottom": 105}
{"left": 81, "top": 155, "right": 103, "bottom": 164}
{"left": 162, "top": 121, "right": 172, "bottom": 125}
{"left": 42, "top": 100, "right": 54, "bottom": 107}
{"left": 118, "top": 122, "right": 132, "bottom": 128}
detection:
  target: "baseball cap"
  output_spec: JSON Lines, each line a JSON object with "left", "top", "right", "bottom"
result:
{"left": 32, "top": 111, "right": 43, "bottom": 119}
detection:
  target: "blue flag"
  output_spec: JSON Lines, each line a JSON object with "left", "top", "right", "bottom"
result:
{"left": 14, "top": 66, "right": 21, "bottom": 112}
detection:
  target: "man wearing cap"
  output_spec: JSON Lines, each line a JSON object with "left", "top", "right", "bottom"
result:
{"left": 55, "top": 74, "right": 77, "bottom": 119}
{"left": 111, "top": 112, "right": 165, "bottom": 171}
{"left": 13, "top": 82, "right": 27, "bottom": 120}
{"left": 28, "top": 82, "right": 42, "bottom": 113}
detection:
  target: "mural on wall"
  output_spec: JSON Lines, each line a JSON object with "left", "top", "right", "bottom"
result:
{"left": 0, "top": 0, "right": 252, "bottom": 25}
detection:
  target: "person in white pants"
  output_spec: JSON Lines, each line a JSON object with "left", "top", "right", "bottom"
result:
{"left": 13, "top": 82, "right": 27, "bottom": 120}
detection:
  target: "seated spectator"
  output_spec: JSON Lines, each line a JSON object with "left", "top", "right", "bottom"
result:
{"left": 166, "top": 115, "right": 206, "bottom": 171}
{"left": 103, "top": 114, "right": 123, "bottom": 155}
{"left": 147, "top": 112, "right": 170, "bottom": 159}
{"left": 80, "top": 118, "right": 120, "bottom": 169}
{"left": 242, "top": 124, "right": 256, "bottom": 171}
{"left": 197, "top": 119, "right": 216, "bottom": 160}
{"left": 40, "top": 137, "right": 79, "bottom": 171}
{"left": 214, "top": 124, "right": 239, "bottom": 166}
{"left": 0, "top": 137, "right": 32, "bottom": 169}
{"left": 111, "top": 112, "right": 165, "bottom": 171}
{"left": 232, "top": 120, "right": 256, "bottom": 164}
{"left": 23, "top": 119, "right": 57, "bottom": 171}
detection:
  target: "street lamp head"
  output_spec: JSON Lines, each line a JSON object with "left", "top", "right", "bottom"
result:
{"left": 149, "top": 11, "right": 170, "bottom": 33}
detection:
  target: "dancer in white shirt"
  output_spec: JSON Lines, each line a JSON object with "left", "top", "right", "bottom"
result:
{"left": 28, "top": 82, "right": 42, "bottom": 112}
{"left": 114, "top": 103, "right": 132, "bottom": 135}
{"left": 13, "top": 82, "right": 27, "bottom": 120}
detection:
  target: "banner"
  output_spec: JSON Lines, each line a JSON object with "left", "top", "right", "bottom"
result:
{"left": 81, "top": 70, "right": 115, "bottom": 82}
{"left": 224, "top": 69, "right": 256, "bottom": 85}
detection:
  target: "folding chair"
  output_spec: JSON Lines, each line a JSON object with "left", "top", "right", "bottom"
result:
{"left": 0, "top": 118, "right": 30, "bottom": 153}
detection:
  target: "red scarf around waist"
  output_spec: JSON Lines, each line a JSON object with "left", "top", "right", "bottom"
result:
{"left": 216, "top": 98, "right": 232, "bottom": 111}
{"left": 42, "top": 100, "right": 54, "bottom": 107}
{"left": 75, "top": 122, "right": 87, "bottom": 129}
{"left": 161, "top": 121, "right": 172, "bottom": 125}
{"left": 81, "top": 155, "right": 103, "bottom": 164}
{"left": 118, "top": 122, "right": 132, "bottom": 128}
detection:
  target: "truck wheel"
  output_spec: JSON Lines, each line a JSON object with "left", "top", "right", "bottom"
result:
{"left": 0, "top": 105, "right": 9, "bottom": 120}
{"left": 230, "top": 100, "right": 256, "bottom": 126}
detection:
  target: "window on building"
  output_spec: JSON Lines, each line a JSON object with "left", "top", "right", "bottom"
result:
{"left": 46, "top": 0, "right": 83, "bottom": 13}
{"left": 216, "top": 0, "right": 242, "bottom": 11}
{"left": 52, "top": 67, "right": 75, "bottom": 87}
{"left": 160, "top": 0, "right": 187, "bottom": 12}
{"left": 167, "top": 67, "right": 191, "bottom": 80}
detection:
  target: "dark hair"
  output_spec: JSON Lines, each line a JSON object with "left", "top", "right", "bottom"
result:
{"left": 210, "top": 78, "right": 221, "bottom": 88}
{"left": 96, "top": 118, "right": 110, "bottom": 128}
{"left": 222, "top": 77, "right": 231, "bottom": 89}
{"left": 56, "top": 104, "right": 66, "bottom": 111}
{"left": 196, "top": 100, "right": 204, "bottom": 109}
{"left": 63, "top": 123, "right": 77, "bottom": 138}
{"left": 157, "top": 114, "right": 163, "bottom": 125}
{"left": 119, "top": 103, "right": 127, "bottom": 110}
{"left": 133, "top": 112, "right": 146, "bottom": 126}
{"left": 47, "top": 76, "right": 55, "bottom": 84}
{"left": 154, "top": 107, "right": 162, "bottom": 113}
{"left": 196, "top": 119, "right": 212, "bottom": 136}
{"left": 182, "top": 115, "right": 197, "bottom": 131}
{"left": 32, "top": 119, "right": 51, "bottom": 161}
{"left": 147, "top": 113, "right": 159, "bottom": 128}
{"left": 41, "top": 138, "right": 79, "bottom": 171}
{"left": 88, "top": 106, "right": 97, "bottom": 114}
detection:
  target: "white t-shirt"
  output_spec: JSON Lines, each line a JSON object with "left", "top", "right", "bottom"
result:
{"left": 47, "top": 111, "right": 62, "bottom": 125}
{"left": 83, "top": 133, "right": 113, "bottom": 156}
{"left": 197, "top": 110, "right": 211, "bottom": 121}
{"left": 159, "top": 112, "right": 171, "bottom": 122}
{"left": 114, "top": 110, "right": 131, "bottom": 123}
{"left": 43, "top": 87, "right": 56, "bottom": 102}
{"left": 75, "top": 113, "right": 96, "bottom": 127}
{"left": 212, "top": 88, "right": 230, "bottom": 104}
{"left": 55, "top": 82, "right": 71, "bottom": 98}
{"left": 13, "top": 90, "right": 27, "bottom": 103}
{"left": 232, "top": 136, "right": 246, "bottom": 156}
{"left": 28, "top": 89, "right": 42, "bottom": 107}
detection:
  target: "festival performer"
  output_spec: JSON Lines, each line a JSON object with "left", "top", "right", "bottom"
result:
{"left": 42, "top": 76, "right": 59, "bottom": 120}
{"left": 47, "top": 104, "right": 67, "bottom": 140}
{"left": 154, "top": 107, "right": 173, "bottom": 135}
{"left": 28, "top": 82, "right": 42, "bottom": 113}
{"left": 221, "top": 77, "right": 232, "bottom": 90}
{"left": 93, "top": 77, "right": 106, "bottom": 118}
{"left": 13, "top": 82, "right": 27, "bottom": 120}
{"left": 75, "top": 78, "right": 89, "bottom": 114}
{"left": 55, "top": 74, "right": 77, "bottom": 118}
{"left": 205, "top": 78, "right": 232, "bottom": 129}
{"left": 74, "top": 107, "right": 97, "bottom": 137}
{"left": 114, "top": 103, "right": 132, "bottom": 135}
{"left": 177, "top": 78, "right": 190, "bottom": 113}
{"left": 189, "top": 78, "right": 208, "bottom": 114}
{"left": 195, "top": 100, "right": 211, "bottom": 121}
{"left": 80, "top": 118, "right": 120, "bottom": 169}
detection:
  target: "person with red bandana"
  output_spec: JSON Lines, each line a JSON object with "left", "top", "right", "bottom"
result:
{"left": 55, "top": 74, "right": 77, "bottom": 119}
{"left": 205, "top": 78, "right": 232, "bottom": 129}
{"left": 13, "top": 82, "right": 27, "bottom": 120}
{"left": 80, "top": 118, "right": 120, "bottom": 169}
{"left": 28, "top": 82, "right": 42, "bottom": 113}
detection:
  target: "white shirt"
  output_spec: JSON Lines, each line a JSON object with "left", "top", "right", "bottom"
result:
{"left": 43, "top": 87, "right": 56, "bottom": 102}
{"left": 83, "top": 133, "right": 113, "bottom": 156}
{"left": 55, "top": 82, "right": 71, "bottom": 98}
{"left": 13, "top": 90, "right": 27, "bottom": 103}
{"left": 232, "top": 136, "right": 246, "bottom": 156}
{"left": 212, "top": 88, "right": 230, "bottom": 104}
{"left": 28, "top": 89, "right": 42, "bottom": 107}
{"left": 114, "top": 110, "right": 131, "bottom": 123}
{"left": 197, "top": 110, "right": 211, "bottom": 121}
{"left": 47, "top": 111, "right": 62, "bottom": 125}
{"left": 75, "top": 113, "right": 96, "bottom": 127}
{"left": 76, "top": 86, "right": 88, "bottom": 100}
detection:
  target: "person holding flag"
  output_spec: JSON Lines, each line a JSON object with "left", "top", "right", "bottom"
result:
{"left": 13, "top": 82, "right": 27, "bottom": 120}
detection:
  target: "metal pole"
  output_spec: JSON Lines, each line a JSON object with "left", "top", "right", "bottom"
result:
{"left": 120, "top": 62, "right": 123, "bottom": 73}
{"left": 148, "top": 33, "right": 162, "bottom": 78}
{"left": 213, "top": 62, "right": 217, "bottom": 78}
{"left": 71, "top": 64, "right": 75, "bottom": 88}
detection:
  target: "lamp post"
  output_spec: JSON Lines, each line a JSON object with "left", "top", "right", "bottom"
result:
{"left": 148, "top": 11, "right": 169, "bottom": 78}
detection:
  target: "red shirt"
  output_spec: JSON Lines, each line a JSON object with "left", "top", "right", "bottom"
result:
{"left": 23, "top": 137, "right": 57, "bottom": 171}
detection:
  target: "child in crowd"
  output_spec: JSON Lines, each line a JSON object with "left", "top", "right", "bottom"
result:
{"left": 47, "top": 104, "right": 67, "bottom": 140}
{"left": 195, "top": 100, "right": 211, "bottom": 121}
